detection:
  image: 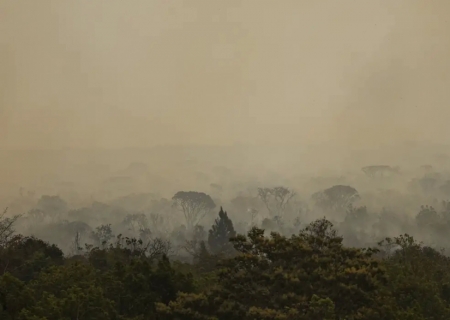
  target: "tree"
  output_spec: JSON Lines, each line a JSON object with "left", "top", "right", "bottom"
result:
{"left": 157, "top": 218, "right": 393, "bottom": 319}
{"left": 91, "top": 224, "right": 114, "bottom": 248}
{"left": 36, "top": 195, "right": 68, "bottom": 221}
{"left": 26, "top": 208, "right": 46, "bottom": 222}
{"left": 63, "top": 220, "right": 92, "bottom": 237}
{"left": 0, "top": 208, "right": 20, "bottom": 247}
{"left": 208, "top": 207, "right": 236, "bottom": 255}
{"left": 184, "top": 225, "right": 208, "bottom": 263}
{"left": 148, "top": 212, "right": 169, "bottom": 236}
{"left": 257, "top": 187, "right": 295, "bottom": 217}
{"left": 172, "top": 191, "right": 216, "bottom": 230}
{"left": 416, "top": 205, "right": 440, "bottom": 227}
{"left": 0, "top": 236, "right": 63, "bottom": 282}
{"left": 378, "top": 234, "right": 450, "bottom": 319}
{"left": 122, "top": 213, "right": 149, "bottom": 234}
{"left": 362, "top": 165, "right": 400, "bottom": 178}
{"left": 340, "top": 205, "right": 374, "bottom": 246}
{"left": 261, "top": 216, "right": 284, "bottom": 233}
{"left": 311, "top": 185, "right": 359, "bottom": 214}
{"left": 20, "top": 263, "right": 117, "bottom": 320}
{"left": 0, "top": 273, "right": 34, "bottom": 319}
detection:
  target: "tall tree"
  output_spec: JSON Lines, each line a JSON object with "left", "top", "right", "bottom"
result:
{"left": 208, "top": 207, "right": 236, "bottom": 255}
{"left": 257, "top": 187, "right": 295, "bottom": 217}
{"left": 172, "top": 191, "right": 216, "bottom": 230}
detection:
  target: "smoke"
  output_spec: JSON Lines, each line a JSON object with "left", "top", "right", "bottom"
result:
{"left": 329, "top": 0, "right": 450, "bottom": 151}
{"left": 0, "top": 0, "right": 449, "bottom": 164}
{"left": 3, "top": 1, "right": 450, "bottom": 254}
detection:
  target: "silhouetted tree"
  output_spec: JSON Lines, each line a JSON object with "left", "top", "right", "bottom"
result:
{"left": 312, "top": 185, "right": 359, "bottom": 213}
{"left": 208, "top": 207, "right": 236, "bottom": 255}
{"left": 257, "top": 186, "right": 295, "bottom": 217}
{"left": 172, "top": 191, "right": 216, "bottom": 230}
{"left": 91, "top": 224, "right": 114, "bottom": 248}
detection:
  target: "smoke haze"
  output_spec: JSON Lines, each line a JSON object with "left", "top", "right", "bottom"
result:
{"left": 1, "top": 0, "right": 448, "bottom": 150}
{"left": 1, "top": 0, "right": 450, "bottom": 195}
{"left": 3, "top": 1, "right": 450, "bottom": 261}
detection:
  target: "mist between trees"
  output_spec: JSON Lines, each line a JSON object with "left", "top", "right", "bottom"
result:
{"left": 2, "top": 158, "right": 450, "bottom": 319}
{"left": 2, "top": 0, "right": 450, "bottom": 317}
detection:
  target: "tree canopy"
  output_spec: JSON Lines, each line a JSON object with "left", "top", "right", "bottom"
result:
{"left": 172, "top": 191, "right": 216, "bottom": 230}
{"left": 208, "top": 207, "right": 236, "bottom": 255}
{"left": 312, "top": 185, "right": 359, "bottom": 214}
{"left": 2, "top": 210, "right": 450, "bottom": 319}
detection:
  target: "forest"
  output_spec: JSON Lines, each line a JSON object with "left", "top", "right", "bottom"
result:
{"left": 2, "top": 150, "right": 450, "bottom": 320}
{"left": 2, "top": 0, "right": 450, "bottom": 319}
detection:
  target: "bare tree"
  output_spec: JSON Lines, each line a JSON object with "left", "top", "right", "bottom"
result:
{"left": 257, "top": 188, "right": 272, "bottom": 215}
{"left": 172, "top": 191, "right": 216, "bottom": 230}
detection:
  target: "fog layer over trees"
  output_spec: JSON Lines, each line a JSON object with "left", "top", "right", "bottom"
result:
{"left": 2, "top": 0, "right": 450, "bottom": 319}
{"left": 2, "top": 148, "right": 450, "bottom": 318}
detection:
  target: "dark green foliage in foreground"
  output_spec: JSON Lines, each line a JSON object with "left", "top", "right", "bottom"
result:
{"left": 2, "top": 211, "right": 450, "bottom": 319}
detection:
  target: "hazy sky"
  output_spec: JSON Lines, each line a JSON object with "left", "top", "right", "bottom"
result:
{"left": 1, "top": 1, "right": 449, "bottom": 149}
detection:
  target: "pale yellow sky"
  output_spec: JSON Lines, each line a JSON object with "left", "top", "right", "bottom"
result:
{"left": 1, "top": 1, "right": 449, "bottom": 149}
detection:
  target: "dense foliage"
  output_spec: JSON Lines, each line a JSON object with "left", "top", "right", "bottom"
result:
{"left": 2, "top": 207, "right": 450, "bottom": 319}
